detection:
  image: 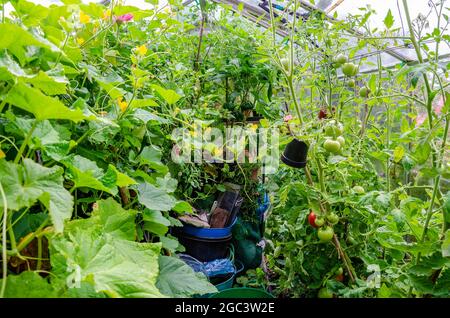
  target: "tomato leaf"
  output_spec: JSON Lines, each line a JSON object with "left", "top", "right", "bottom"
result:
{"left": 442, "top": 230, "right": 450, "bottom": 258}
{"left": 383, "top": 9, "right": 394, "bottom": 29}
{"left": 393, "top": 145, "right": 405, "bottom": 163}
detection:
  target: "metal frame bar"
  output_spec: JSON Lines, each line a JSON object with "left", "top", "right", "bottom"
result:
{"left": 296, "top": 0, "right": 414, "bottom": 63}
{"left": 183, "top": 0, "right": 416, "bottom": 64}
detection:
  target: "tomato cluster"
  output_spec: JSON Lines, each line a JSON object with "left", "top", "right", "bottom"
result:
{"left": 322, "top": 120, "right": 345, "bottom": 154}
{"left": 307, "top": 210, "right": 339, "bottom": 243}
{"left": 332, "top": 54, "right": 358, "bottom": 77}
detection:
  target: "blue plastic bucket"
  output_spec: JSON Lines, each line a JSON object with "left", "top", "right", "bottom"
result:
{"left": 181, "top": 217, "right": 237, "bottom": 239}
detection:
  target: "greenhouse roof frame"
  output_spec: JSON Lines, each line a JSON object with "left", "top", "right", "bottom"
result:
{"left": 210, "top": 0, "right": 413, "bottom": 62}
{"left": 182, "top": 0, "right": 450, "bottom": 73}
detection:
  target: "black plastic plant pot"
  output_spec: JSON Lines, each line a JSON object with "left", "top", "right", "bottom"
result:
{"left": 280, "top": 138, "right": 308, "bottom": 168}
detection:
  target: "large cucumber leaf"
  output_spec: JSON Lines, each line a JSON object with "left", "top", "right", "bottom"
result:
{"left": 0, "top": 271, "right": 58, "bottom": 298}
{"left": 0, "top": 159, "right": 73, "bottom": 233}
{"left": 156, "top": 256, "right": 217, "bottom": 298}
{"left": 4, "top": 82, "right": 85, "bottom": 122}
{"left": 49, "top": 198, "right": 164, "bottom": 298}
{"left": 137, "top": 182, "right": 177, "bottom": 212}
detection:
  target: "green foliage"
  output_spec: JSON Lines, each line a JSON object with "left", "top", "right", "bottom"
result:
{"left": 49, "top": 198, "right": 164, "bottom": 298}
{"left": 156, "top": 256, "right": 217, "bottom": 297}
{"left": 0, "top": 159, "right": 72, "bottom": 233}
{"left": 0, "top": 0, "right": 449, "bottom": 299}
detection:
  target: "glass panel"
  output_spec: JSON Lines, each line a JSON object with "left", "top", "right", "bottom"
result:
{"left": 31, "top": 0, "right": 450, "bottom": 67}
{"left": 325, "top": 0, "right": 450, "bottom": 62}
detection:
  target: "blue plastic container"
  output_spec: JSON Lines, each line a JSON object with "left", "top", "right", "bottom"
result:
{"left": 181, "top": 217, "right": 238, "bottom": 239}
{"left": 256, "top": 192, "right": 270, "bottom": 217}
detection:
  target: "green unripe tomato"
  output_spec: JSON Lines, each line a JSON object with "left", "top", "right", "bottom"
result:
{"left": 334, "top": 54, "right": 348, "bottom": 65}
{"left": 336, "top": 136, "right": 345, "bottom": 146}
{"left": 353, "top": 185, "right": 365, "bottom": 194}
{"left": 318, "top": 226, "right": 334, "bottom": 243}
{"left": 324, "top": 125, "right": 335, "bottom": 137}
{"left": 342, "top": 62, "right": 358, "bottom": 77}
{"left": 323, "top": 139, "right": 341, "bottom": 153}
{"left": 318, "top": 287, "right": 334, "bottom": 298}
{"left": 314, "top": 217, "right": 325, "bottom": 227}
{"left": 359, "top": 86, "right": 371, "bottom": 98}
{"left": 333, "top": 123, "right": 344, "bottom": 136}
{"left": 347, "top": 79, "right": 355, "bottom": 88}
{"left": 326, "top": 213, "right": 339, "bottom": 225}
{"left": 336, "top": 267, "right": 344, "bottom": 275}
{"left": 347, "top": 235, "right": 357, "bottom": 245}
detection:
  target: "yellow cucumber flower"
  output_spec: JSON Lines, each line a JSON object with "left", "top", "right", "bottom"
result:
{"left": 135, "top": 44, "right": 148, "bottom": 56}
{"left": 249, "top": 124, "right": 258, "bottom": 132}
{"left": 79, "top": 11, "right": 91, "bottom": 24}
{"left": 102, "top": 9, "right": 111, "bottom": 20}
{"left": 117, "top": 97, "right": 128, "bottom": 112}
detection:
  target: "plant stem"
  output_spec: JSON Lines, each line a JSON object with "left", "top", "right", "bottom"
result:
{"left": 268, "top": 0, "right": 303, "bottom": 126}
{"left": 0, "top": 181, "right": 8, "bottom": 298}
{"left": 81, "top": 23, "right": 115, "bottom": 48}
{"left": 14, "top": 120, "right": 38, "bottom": 164}
{"left": 386, "top": 102, "right": 391, "bottom": 192}
{"left": 416, "top": 112, "right": 449, "bottom": 263}
{"left": 0, "top": 100, "right": 6, "bottom": 114}
{"left": 316, "top": 159, "right": 326, "bottom": 194}
{"left": 68, "top": 129, "right": 91, "bottom": 152}
{"left": 287, "top": 76, "right": 303, "bottom": 125}
{"left": 16, "top": 218, "right": 49, "bottom": 253}
{"left": 343, "top": 93, "right": 426, "bottom": 108}
{"left": 332, "top": 234, "right": 356, "bottom": 283}
{"left": 36, "top": 236, "right": 42, "bottom": 271}
{"left": 194, "top": 15, "right": 206, "bottom": 72}
{"left": 7, "top": 212, "right": 17, "bottom": 253}
{"left": 119, "top": 187, "right": 130, "bottom": 206}
{"left": 402, "top": 0, "right": 435, "bottom": 166}
{"left": 54, "top": 34, "right": 69, "bottom": 67}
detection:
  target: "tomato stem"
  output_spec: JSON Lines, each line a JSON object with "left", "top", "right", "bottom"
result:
{"left": 332, "top": 234, "right": 356, "bottom": 283}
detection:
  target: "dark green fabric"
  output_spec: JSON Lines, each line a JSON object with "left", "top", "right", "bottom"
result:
{"left": 232, "top": 218, "right": 263, "bottom": 270}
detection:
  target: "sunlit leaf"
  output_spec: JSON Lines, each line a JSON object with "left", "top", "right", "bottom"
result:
{"left": 4, "top": 82, "right": 85, "bottom": 122}
{"left": 151, "top": 84, "right": 182, "bottom": 105}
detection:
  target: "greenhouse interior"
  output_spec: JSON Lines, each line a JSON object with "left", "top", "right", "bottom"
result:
{"left": 0, "top": 0, "right": 449, "bottom": 300}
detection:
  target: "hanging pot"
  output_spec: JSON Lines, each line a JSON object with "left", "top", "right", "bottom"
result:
{"left": 280, "top": 138, "right": 308, "bottom": 168}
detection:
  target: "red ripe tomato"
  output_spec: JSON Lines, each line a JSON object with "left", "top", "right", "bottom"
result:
{"left": 308, "top": 211, "right": 318, "bottom": 228}
{"left": 335, "top": 273, "right": 344, "bottom": 282}
{"left": 318, "top": 109, "right": 327, "bottom": 120}
{"left": 318, "top": 107, "right": 336, "bottom": 120}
